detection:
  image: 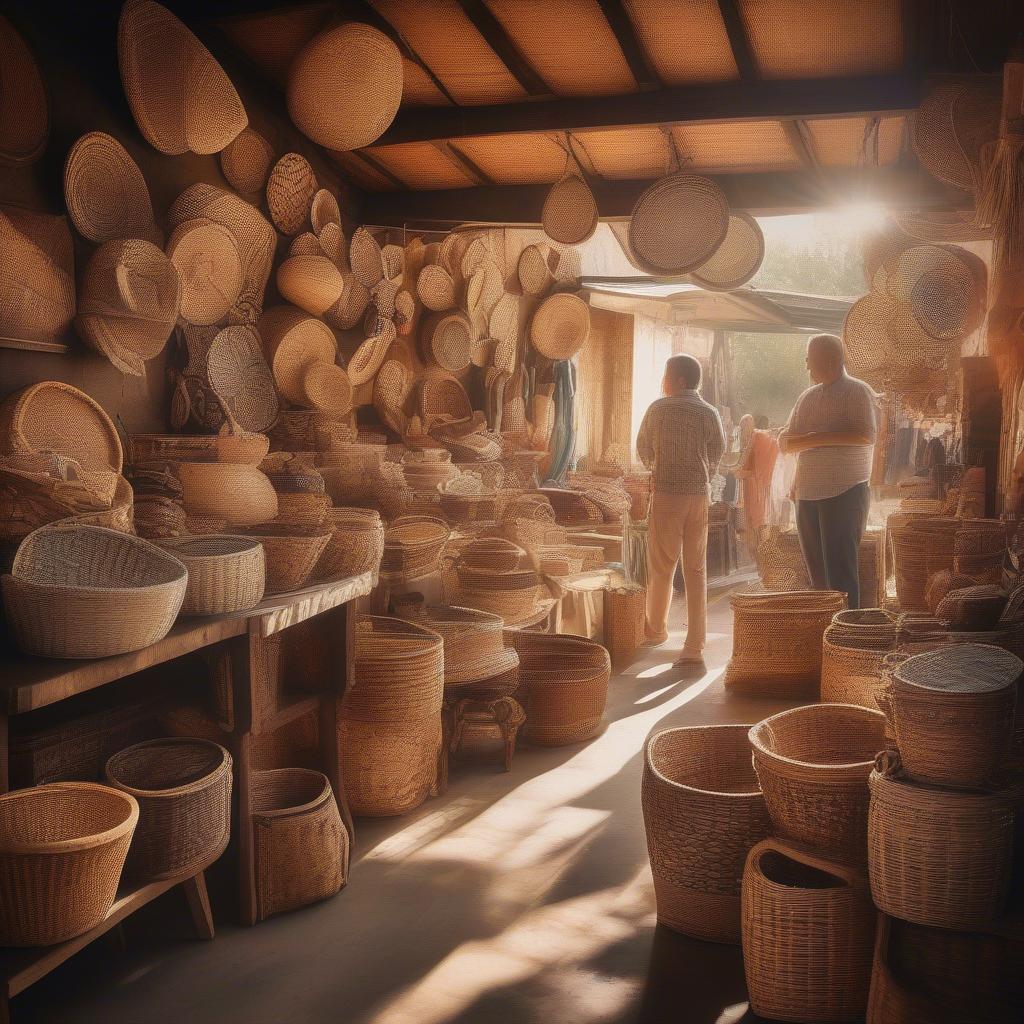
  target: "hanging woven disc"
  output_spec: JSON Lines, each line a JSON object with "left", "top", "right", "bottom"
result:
{"left": 892, "top": 210, "right": 993, "bottom": 243}
{"left": 542, "top": 173, "right": 598, "bottom": 246}
{"left": 310, "top": 188, "right": 341, "bottom": 235}
{"left": 350, "top": 226, "right": 384, "bottom": 288}
{"left": 842, "top": 294, "right": 894, "bottom": 378}
{"left": 530, "top": 292, "right": 590, "bottom": 361}
{"left": 518, "top": 244, "right": 552, "bottom": 296}
{"left": 417, "top": 263, "right": 456, "bottom": 312}
{"left": 287, "top": 22, "right": 403, "bottom": 152}
{"left": 64, "top": 132, "right": 162, "bottom": 246}
{"left": 628, "top": 173, "right": 730, "bottom": 275}
{"left": 167, "top": 218, "right": 243, "bottom": 326}
{"left": 373, "top": 359, "right": 411, "bottom": 435}
{"left": 220, "top": 127, "right": 275, "bottom": 196}
{"left": 206, "top": 324, "right": 279, "bottom": 432}
{"left": 689, "top": 212, "right": 764, "bottom": 290}
{"left": 862, "top": 221, "right": 918, "bottom": 285}
{"left": 258, "top": 305, "right": 337, "bottom": 406}
{"left": 276, "top": 254, "right": 345, "bottom": 317}
{"left": 118, "top": 0, "right": 247, "bottom": 156}
{"left": 266, "top": 152, "right": 317, "bottom": 236}
{"left": 424, "top": 312, "right": 472, "bottom": 372}
{"left": 300, "top": 360, "right": 352, "bottom": 416}
{"left": 0, "top": 14, "right": 48, "bottom": 166}
{"left": 347, "top": 319, "right": 396, "bottom": 387}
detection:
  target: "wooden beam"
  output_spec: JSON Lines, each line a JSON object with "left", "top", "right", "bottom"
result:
{"left": 595, "top": 0, "right": 660, "bottom": 90}
{"left": 374, "top": 73, "right": 922, "bottom": 146}
{"left": 436, "top": 142, "right": 495, "bottom": 185}
{"left": 455, "top": 0, "right": 550, "bottom": 96}
{"left": 350, "top": 150, "right": 409, "bottom": 190}
{"left": 717, "top": 0, "right": 758, "bottom": 79}
{"left": 357, "top": 165, "right": 968, "bottom": 226}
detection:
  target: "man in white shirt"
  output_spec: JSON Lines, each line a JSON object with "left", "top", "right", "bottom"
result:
{"left": 779, "top": 334, "right": 877, "bottom": 608}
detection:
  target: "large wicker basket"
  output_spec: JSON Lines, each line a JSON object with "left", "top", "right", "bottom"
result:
{"left": 315, "top": 506, "right": 384, "bottom": 581}
{"left": 2, "top": 524, "right": 188, "bottom": 659}
{"left": 820, "top": 609, "right": 897, "bottom": 710}
{"left": 642, "top": 726, "right": 771, "bottom": 943}
{"left": 105, "top": 738, "right": 232, "bottom": 882}
{"left": 158, "top": 535, "right": 266, "bottom": 615}
{"left": 0, "top": 782, "right": 139, "bottom": 946}
{"left": 250, "top": 768, "right": 346, "bottom": 921}
{"left": 741, "top": 838, "right": 876, "bottom": 1023}
{"left": 239, "top": 525, "right": 330, "bottom": 595}
{"left": 749, "top": 704, "right": 886, "bottom": 864}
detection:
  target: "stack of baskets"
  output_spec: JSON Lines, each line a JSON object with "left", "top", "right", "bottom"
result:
{"left": 890, "top": 517, "right": 959, "bottom": 611}
{"left": 452, "top": 539, "right": 546, "bottom": 627}
{"left": 379, "top": 516, "right": 450, "bottom": 586}
{"left": 820, "top": 609, "right": 898, "bottom": 709}
{"left": 314, "top": 506, "right": 384, "bottom": 582}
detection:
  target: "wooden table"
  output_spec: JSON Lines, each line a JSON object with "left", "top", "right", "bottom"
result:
{"left": 0, "top": 572, "right": 374, "bottom": 1017}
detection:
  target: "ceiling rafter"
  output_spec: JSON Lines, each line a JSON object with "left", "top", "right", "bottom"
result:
{"left": 716, "top": 0, "right": 758, "bottom": 80}
{"left": 350, "top": 149, "right": 410, "bottom": 190}
{"left": 454, "top": 0, "right": 551, "bottom": 96}
{"left": 432, "top": 141, "right": 495, "bottom": 185}
{"left": 595, "top": 0, "right": 660, "bottom": 90}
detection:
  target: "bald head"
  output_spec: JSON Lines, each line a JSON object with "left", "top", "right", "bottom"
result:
{"left": 807, "top": 334, "right": 845, "bottom": 385}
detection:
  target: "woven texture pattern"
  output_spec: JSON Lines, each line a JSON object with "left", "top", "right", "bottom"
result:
{"left": 0, "top": 13, "right": 48, "bottom": 166}
{"left": 159, "top": 535, "right": 266, "bottom": 615}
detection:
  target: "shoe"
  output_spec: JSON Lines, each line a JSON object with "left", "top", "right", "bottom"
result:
{"left": 641, "top": 631, "right": 668, "bottom": 647}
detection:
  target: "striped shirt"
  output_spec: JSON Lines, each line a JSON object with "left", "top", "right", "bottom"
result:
{"left": 785, "top": 371, "right": 877, "bottom": 501}
{"left": 636, "top": 390, "right": 727, "bottom": 496}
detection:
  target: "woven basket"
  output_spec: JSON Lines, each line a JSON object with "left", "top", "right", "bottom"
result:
{"left": 821, "top": 610, "right": 897, "bottom": 710}
{"left": 529, "top": 292, "right": 590, "bottom": 361}
{"left": 380, "top": 516, "right": 450, "bottom": 583}
{"left": 726, "top": 589, "right": 847, "bottom": 697}
{"left": 887, "top": 643, "right": 1019, "bottom": 789}
{"left": 347, "top": 321, "right": 395, "bottom": 387}
{"left": 315, "top": 506, "right": 384, "bottom": 581}
{"left": 239, "top": 525, "right": 330, "bottom": 595}
{"left": 168, "top": 218, "right": 243, "bottom": 327}
{"left": 64, "top": 131, "right": 161, "bottom": 245}
{"left": 251, "top": 768, "right": 346, "bottom": 921}
{"left": 890, "top": 518, "right": 959, "bottom": 611}
{"left": 175, "top": 461, "right": 278, "bottom": 526}
{"left": 219, "top": 127, "right": 274, "bottom": 196}
{"left": 0, "top": 782, "right": 139, "bottom": 946}
{"left": 266, "top": 152, "right": 317, "bottom": 236}
{"left": 259, "top": 305, "right": 338, "bottom": 406}
{"left": 935, "top": 583, "right": 1007, "bottom": 629}
{"left": 300, "top": 360, "right": 352, "bottom": 416}
{"left": 158, "top": 535, "right": 266, "bottom": 615}
{"left": 406, "top": 605, "right": 519, "bottom": 690}
{"left": 642, "top": 726, "right": 771, "bottom": 943}
{"left": 276, "top": 255, "right": 345, "bottom": 317}
{"left": 689, "top": 212, "right": 764, "bottom": 290}
{"left": 542, "top": 171, "right": 598, "bottom": 246}
{"left": 749, "top": 703, "right": 886, "bottom": 864}
{"left": 604, "top": 584, "right": 645, "bottom": 665}
{"left": 129, "top": 430, "right": 269, "bottom": 466}
{"left": 628, "top": 173, "right": 730, "bottom": 275}
{"left": 105, "top": 738, "right": 231, "bottom": 882}
{"left": 868, "top": 759, "right": 1014, "bottom": 929}
{"left": 3, "top": 524, "right": 187, "bottom": 659}
{"left": 742, "top": 838, "right": 876, "bottom": 1024}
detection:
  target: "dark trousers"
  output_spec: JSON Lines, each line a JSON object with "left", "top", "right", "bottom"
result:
{"left": 796, "top": 482, "right": 870, "bottom": 609}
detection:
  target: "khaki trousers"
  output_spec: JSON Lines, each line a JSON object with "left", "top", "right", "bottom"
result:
{"left": 646, "top": 493, "right": 709, "bottom": 653}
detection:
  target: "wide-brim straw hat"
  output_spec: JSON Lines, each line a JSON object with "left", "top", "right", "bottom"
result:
{"left": 266, "top": 152, "right": 318, "bottom": 236}
{"left": 0, "top": 13, "right": 48, "bottom": 167}
{"left": 64, "top": 132, "right": 162, "bottom": 246}
{"left": 689, "top": 212, "right": 764, "bottom": 291}
{"left": 167, "top": 218, "right": 243, "bottom": 326}
{"left": 276, "top": 254, "right": 345, "bottom": 317}
{"left": 300, "top": 360, "right": 352, "bottom": 416}
{"left": 118, "top": 0, "right": 247, "bottom": 156}
{"left": 417, "top": 263, "right": 456, "bottom": 312}
{"left": 286, "top": 22, "right": 402, "bottom": 152}
{"left": 206, "top": 324, "right": 279, "bottom": 433}
{"left": 530, "top": 291, "right": 590, "bottom": 360}
{"left": 628, "top": 173, "right": 730, "bottom": 275}
{"left": 348, "top": 319, "right": 396, "bottom": 387}
{"left": 258, "top": 305, "right": 338, "bottom": 406}
{"left": 219, "top": 127, "right": 275, "bottom": 197}
{"left": 350, "top": 226, "right": 384, "bottom": 288}
{"left": 373, "top": 359, "right": 411, "bottom": 435}
{"left": 419, "top": 374, "right": 473, "bottom": 423}
{"left": 542, "top": 172, "right": 598, "bottom": 246}
{"left": 423, "top": 312, "right": 472, "bottom": 372}
{"left": 310, "top": 188, "right": 341, "bottom": 235}
{"left": 418, "top": 605, "right": 520, "bottom": 686}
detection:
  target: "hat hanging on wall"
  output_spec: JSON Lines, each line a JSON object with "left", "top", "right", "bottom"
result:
{"left": 276, "top": 254, "right": 345, "bottom": 317}
{"left": 423, "top": 312, "right": 472, "bottom": 373}
{"left": 310, "top": 188, "right": 341, "bottom": 235}
{"left": 287, "top": 22, "right": 403, "bottom": 152}
{"left": 542, "top": 135, "right": 598, "bottom": 246}
{"left": 166, "top": 218, "right": 243, "bottom": 326}
{"left": 118, "top": 0, "right": 247, "bottom": 156}
{"left": 64, "top": 132, "right": 162, "bottom": 246}
{"left": 530, "top": 292, "right": 591, "bottom": 361}
{"left": 417, "top": 264, "right": 456, "bottom": 312}
{"left": 300, "top": 361, "right": 352, "bottom": 416}
{"left": 350, "top": 226, "right": 384, "bottom": 288}
{"left": 347, "top": 319, "right": 396, "bottom": 387}
{"left": 258, "top": 305, "right": 338, "bottom": 406}
{"left": 518, "top": 244, "right": 553, "bottom": 296}
{"left": 0, "top": 14, "right": 48, "bottom": 167}
{"left": 220, "top": 127, "right": 275, "bottom": 197}
{"left": 206, "top": 324, "right": 279, "bottom": 433}
{"left": 689, "top": 212, "right": 765, "bottom": 291}
{"left": 266, "top": 152, "right": 318, "bottom": 236}
{"left": 373, "top": 359, "right": 411, "bottom": 436}
{"left": 325, "top": 274, "right": 370, "bottom": 331}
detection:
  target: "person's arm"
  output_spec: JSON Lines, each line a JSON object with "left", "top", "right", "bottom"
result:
{"left": 636, "top": 408, "right": 655, "bottom": 469}
{"left": 777, "top": 396, "right": 802, "bottom": 454}
{"left": 783, "top": 429, "right": 874, "bottom": 452}
{"left": 707, "top": 408, "right": 727, "bottom": 476}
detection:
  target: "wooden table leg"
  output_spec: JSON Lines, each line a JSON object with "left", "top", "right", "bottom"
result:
{"left": 235, "top": 732, "right": 257, "bottom": 926}
{"left": 319, "top": 694, "right": 352, "bottom": 882}
{"left": 182, "top": 871, "right": 215, "bottom": 940}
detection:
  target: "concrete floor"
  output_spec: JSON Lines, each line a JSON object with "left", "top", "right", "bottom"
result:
{"left": 17, "top": 587, "right": 799, "bottom": 1024}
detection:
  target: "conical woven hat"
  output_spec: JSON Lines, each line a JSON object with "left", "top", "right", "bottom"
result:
{"left": 64, "top": 132, "right": 162, "bottom": 246}
{"left": 258, "top": 305, "right": 337, "bottom": 406}
{"left": 287, "top": 22, "right": 402, "bottom": 151}
{"left": 167, "top": 218, "right": 243, "bottom": 326}
{"left": 311, "top": 188, "right": 341, "bottom": 235}
{"left": 530, "top": 292, "right": 590, "bottom": 360}
{"left": 0, "top": 14, "right": 48, "bottom": 167}
{"left": 628, "top": 173, "right": 729, "bottom": 275}
{"left": 300, "top": 360, "right": 352, "bottom": 416}
{"left": 206, "top": 324, "right": 279, "bottom": 433}
{"left": 276, "top": 254, "right": 345, "bottom": 317}
{"left": 542, "top": 173, "right": 598, "bottom": 246}
{"left": 689, "top": 212, "right": 764, "bottom": 290}
{"left": 347, "top": 319, "right": 396, "bottom": 387}
{"left": 266, "top": 152, "right": 317, "bottom": 236}
{"left": 219, "top": 127, "right": 274, "bottom": 196}
{"left": 118, "top": 0, "right": 247, "bottom": 156}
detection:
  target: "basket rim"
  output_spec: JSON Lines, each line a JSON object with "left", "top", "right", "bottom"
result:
{"left": 748, "top": 703, "right": 886, "bottom": 772}
{"left": 356, "top": 614, "right": 445, "bottom": 661}
{"left": 105, "top": 738, "right": 232, "bottom": 799}
{"left": 157, "top": 534, "right": 265, "bottom": 562}
{"left": 250, "top": 767, "right": 334, "bottom": 821}
{"left": 645, "top": 725, "right": 763, "bottom": 798}
{"left": 0, "top": 781, "right": 139, "bottom": 855}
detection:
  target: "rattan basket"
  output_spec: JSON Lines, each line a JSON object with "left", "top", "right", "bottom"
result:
{"left": 603, "top": 584, "right": 645, "bottom": 665}
{"left": 105, "top": 738, "right": 231, "bottom": 882}
{"left": 276, "top": 255, "right": 345, "bottom": 317}
{"left": 742, "top": 838, "right": 876, "bottom": 1024}
{"left": 821, "top": 609, "right": 897, "bottom": 710}
{"left": 315, "top": 506, "right": 384, "bottom": 581}
{"left": 409, "top": 605, "right": 519, "bottom": 689}
{"left": 749, "top": 703, "right": 886, "bottom": 864}
{"left": 174, "top": 461, "right": 278, "bottom": 526}
{"left": 3, "top": 524, "right": 187, "bottom": 659}
{"left": 158, "top": 535, "right": 266, "bottom": 615}
{"left": 380, "top": 515, "right": 450, "bottom": 582}
{"left": 0, "top": 782, "right": 139, "bottom": 946}
{"left": 238, "top": 525, "right": 330, "bottom": 595}
{"left": 642, "top": 725, "right": 771, "bottom": 943}
{"left": 266, "top": 152, "right": 317, "bottom": 236}
{"left": 890, "top": 517, "right": 959, "bottom": 611}
{"left": 251, "top": 768, "right": 346, "bottom": 921}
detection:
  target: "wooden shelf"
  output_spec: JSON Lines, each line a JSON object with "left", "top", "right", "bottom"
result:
{"left": 0, "top": 336, "right": 70, "bottom": 356}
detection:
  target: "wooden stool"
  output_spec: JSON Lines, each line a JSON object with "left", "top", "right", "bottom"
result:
{"left": 448, "top": 696, "right": 525, "bottom": 772}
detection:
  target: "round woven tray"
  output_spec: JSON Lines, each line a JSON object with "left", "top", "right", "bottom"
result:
{"left": 219, "top": 127, "right": 274, "bottom": 196}
{"left": 266, "top": 152, "right": 317, "bottom": 236}
{"left": 542, "top": 172, "right": 598, "bottom": 245}
{"left": 259, "top": 305, "right": 338, "bottom": 406}
{"left": 530, "top": 292, "right": 591, "bottom": 361}
{"left": 424, "top": 311, "right": 472, "bottom": 372}
{"left": 689, "top": 212, "right": 764, "bottom": 290}
{"left": 417, "top": 264, "right": 456, "bottom": 312}
{"left": 206, "top": 324, "right": 279, "bottom": 433}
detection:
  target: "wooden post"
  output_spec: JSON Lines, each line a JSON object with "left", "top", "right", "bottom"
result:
{"left": 182, "top": 872, "right": 215, "bottom": 941}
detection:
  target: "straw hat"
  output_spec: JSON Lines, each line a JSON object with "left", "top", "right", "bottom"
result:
{"left": 347, "top": 319, "right": 396, "bottom": 387}
{"left": 310, "top": 188, "right": 341, "bottom": 235}
{"left": 0, "top": 206, "right": 75, "bottom": 344}
{"left": 219, "top": 127, "right": 275, "bottom": 196}
{"left": 206, "top": 324, "right": 279, "bottom": 433}
{"left": 530, "top": 292, "right": 590, "bottom": 360}
{"left": 489, "top": 294, "right": 518, "bottom": 345}
{"left": 542, "top": 172, "right": 598, "bottom": 246}
{"left": 258, "top": 305, "right": 338, "bottom": 406}
{"left": 518, "top": 244, "right": 552, "bottom": 295}
{"left": 842, "top": 295, "right": 891, "bottom": 377}
{"left": 300, "top": 360, "right": 352, "bottom": 416}
{"left": 286, "top": 22, "right": 402, "bottom": 151}
{"left": 423, "top": 312, "right": 472, "bottom": 372}
{"left": 167, "top": 218, "right": 243, "bottom": 326}
{"left": 64, "top": 132, "right": 162, "bottom": 246}
{"left": 373, "top": 359, "right": 411, "bottom": 435}
{"left": 266, "top": 152, "right": 317, "bottom": 236}
{"left": 628, "top": 173, "right": 730, "bottom": 275}
{"left": 466, "top": 260, "right": 503, "bottom": 319}
{"left": 325, "top": 273, "right": 370, "bottom": 331}
{"left": 276, "top": 254, "right": 345, "bottom": 317}
{"left": 350, "top": 226, "right": 384, "bottom": 288}
{"left": 0, "top": 14, "right": 48, "bottom": 167}
{"left": 418, "top": 605, "right": 520, "bottom": 687}
{"left": 118, "top": 0, "right": 247, "bottom": 156}
{"left": 689, "top": 212, "right": 764, "bottom": 290}
{"left": 419, "top": 373, "right": 472, "bottom": 423}
{"left": 417, "top": 264, "right": 456, "bottom": 311}
{"left": 76, "top": 239, "right": 181, "bottom": 374}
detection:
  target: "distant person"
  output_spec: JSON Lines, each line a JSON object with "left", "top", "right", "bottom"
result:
{"left": 736, "top": 414, "right": 780, "bottom": 550}
{"left": 779, "top": 334, "right": 877, "bottom": 608}
{"left": 636, "top": 354, "right": 726, "bottom": 669}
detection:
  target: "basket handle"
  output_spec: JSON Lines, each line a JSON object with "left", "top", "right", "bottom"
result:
{"left": 745, "top": 836, "right": 866, "bottom": 889}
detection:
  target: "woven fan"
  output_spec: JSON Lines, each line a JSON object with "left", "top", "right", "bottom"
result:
{"left": 276, "top": 254, "right": 345, "bottom": 317}
{"left": 530, "top": 292, "right": 590, "bottom": 361}
{"left": 206, "top": 324, "right": 279, "bottom": 433}
{"left": 266, "top": 152, "right": 317, "bottom": 236}
{"left": 373, "top": 359, "right": 411, "bottom": 435}
{"left": 287, "top": 22, "right": 402, "bottom": 151}
{"left": 417, "top": 263, "right": 456, "bottom": 311}
{"left": 167, "top": 218, "right": 243, "bottom": 326}
{"left": 0, "top": 14, "right": 48, "bottom": 167}
{"left": 64, "top": 132, "right": 161, "bottom": 245}
{"left": 220, "top": 127, "right": 275, "bottom": 196}
{"left": 350, "top": 226, "right": 384, "bottom": 288}
{"left": 423, "top": 312, "right": 472, "bottom": 372}
{"left": 300, "top": 360, "right": 352, "bottom": 415}
{"left": 310, "top": 188, "right": 341, "bottom": 235}
{"left": 689, "top": 212, "right": 764, "bottom": 290}
{"left": 258, "top": 305, "right": 338, "bottom": 406}
{"left": 118, "top": 0, "right": 247, "bottom": 156}
{"left": 542, "top": 137, "right": 598, "bottom": 245}
{"left": 347, "top": 319, "right": 396, "bottom": 387}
